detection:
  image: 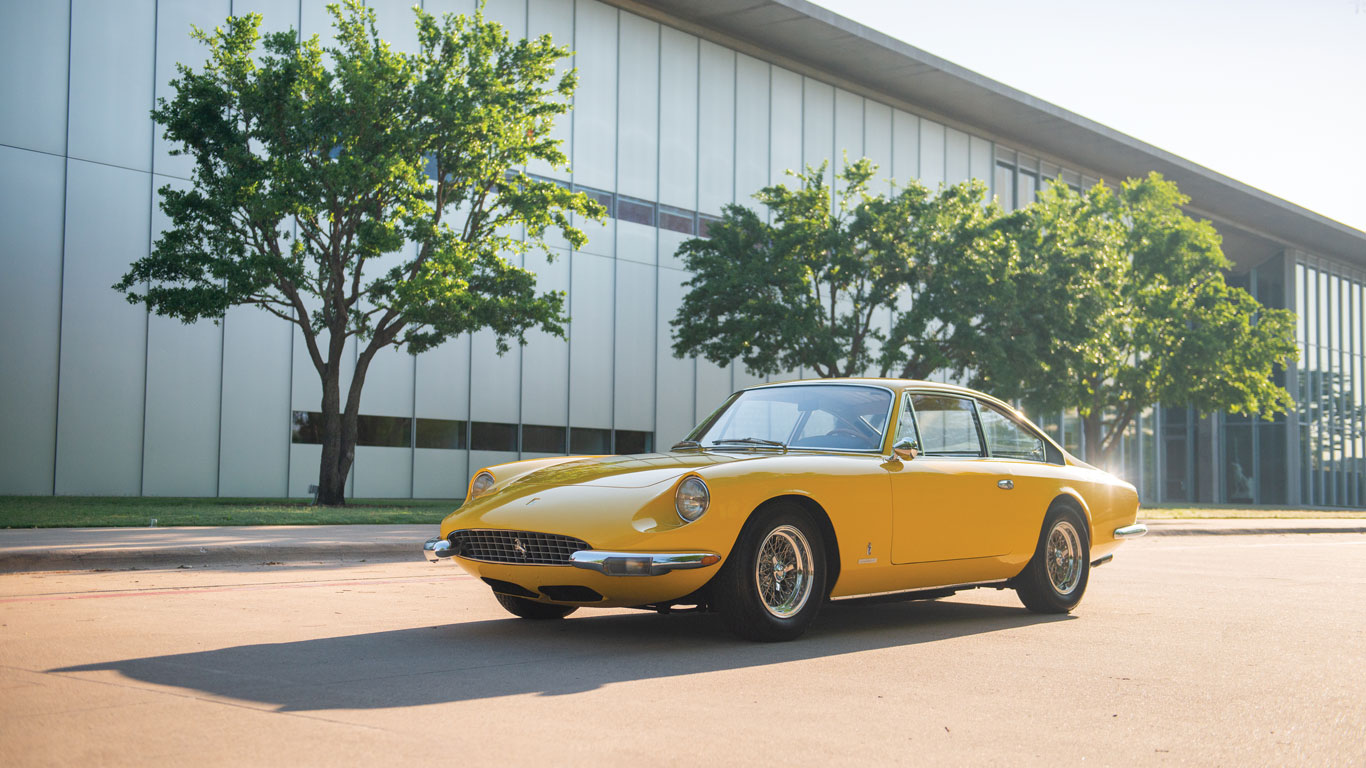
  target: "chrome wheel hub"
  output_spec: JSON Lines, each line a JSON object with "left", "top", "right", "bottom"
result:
{"left": 755, "top": 525, "right": 813, "bottom": 618}
{"left": 1046, "top": 520, "right": 1083, "bottom": 596}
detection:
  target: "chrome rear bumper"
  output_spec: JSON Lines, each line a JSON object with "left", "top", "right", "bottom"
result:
{"left": 1114, "top": 523, "right": 1148, "bottom": 539}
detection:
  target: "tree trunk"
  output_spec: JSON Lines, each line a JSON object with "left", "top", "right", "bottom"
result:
{"left": 1081, "top": 411, "right": 1111, "bottom": 471}
{"left": 316, "top": 361, "right": 348, "bottom": 506}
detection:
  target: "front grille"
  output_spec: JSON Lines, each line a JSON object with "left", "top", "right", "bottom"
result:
{"left": 450, "top": 529, "right": 589, "bottom": 565}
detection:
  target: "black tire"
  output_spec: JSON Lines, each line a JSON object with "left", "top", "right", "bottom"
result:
{"left": 494, "top": 593, "right": 577, "bottom": 620}
{"left": 713, "top": 503, "right": 827, "bottom": 642}
{"left": 1014, "top": 504, "right": 1091, "bottom": 613}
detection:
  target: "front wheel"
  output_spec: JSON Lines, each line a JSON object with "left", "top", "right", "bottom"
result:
{"left": 1014, "top": 505, "right": 1090, "bottom": 613}
{"left": 713, "top": 503, "right": 827, "bottom": 642}
{"left": 494, "top": 593, "right": 577, "bottom": 620}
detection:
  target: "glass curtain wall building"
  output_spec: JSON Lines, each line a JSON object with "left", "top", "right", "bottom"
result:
{"left": 1, "top": 0, "right": 1363, "bottom": 506}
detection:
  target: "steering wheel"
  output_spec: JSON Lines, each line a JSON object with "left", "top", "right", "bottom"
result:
{"left": 825, "top": 428, "right": 866, "bottom": 443}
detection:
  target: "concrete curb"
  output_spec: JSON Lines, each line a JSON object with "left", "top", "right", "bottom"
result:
{"left": 0, "top": 543, "right": 422, "bottom": 573}
{"left": 1143, "top": 519, "right": 1366, "bottom": 537}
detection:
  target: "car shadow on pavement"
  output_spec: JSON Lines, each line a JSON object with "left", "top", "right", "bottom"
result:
{"left": 50, "top": 597, "right": 1072, "bottom": 712}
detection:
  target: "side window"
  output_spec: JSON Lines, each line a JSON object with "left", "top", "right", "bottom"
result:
{"left": 910, "top": 394, "right": 984, "bottom": 456}
{"left": 978, "top": 401, "right": 1046, "bottom": 461}
{"left": 893, "top": 394, "right": 919, "bottom": 446}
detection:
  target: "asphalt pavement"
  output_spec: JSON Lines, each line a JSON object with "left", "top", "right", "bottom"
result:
{"left": 2, "top": 528, "right": 1363, "bottom": 766}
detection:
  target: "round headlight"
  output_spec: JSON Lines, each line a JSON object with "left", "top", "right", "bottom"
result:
{"left": 470, "top": 471, "right": 495, "bottom": 499}
{"left": 675, "top": 476, "right": 710, "bottom": 522}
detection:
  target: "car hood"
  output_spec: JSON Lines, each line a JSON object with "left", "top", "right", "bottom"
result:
{"left": 508, "top": 451, "right": 755, "bottom": 489}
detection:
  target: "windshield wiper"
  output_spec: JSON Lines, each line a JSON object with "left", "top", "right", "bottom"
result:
{"left": 671, "top": 439, "right": 702, "bottom": 451}
{"left": 711, "top": 437, "right": 785, "bottom": 448}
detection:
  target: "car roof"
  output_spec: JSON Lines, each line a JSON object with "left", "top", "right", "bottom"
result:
{"left": 742, "top": 378, "right": 1020, "bottom": 414}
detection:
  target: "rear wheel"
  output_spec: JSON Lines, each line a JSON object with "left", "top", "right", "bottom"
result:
{"left": 713, "top": 503, "right": 827, "bottom": 642}
{"left": 1015, "top": 505, "right": 1090, "bottom": 613}
{"left": 494, "top": 593, "right": 577, "bottom": 620}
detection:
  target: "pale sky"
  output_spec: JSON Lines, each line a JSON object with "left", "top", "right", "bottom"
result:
{"left": 812, "top": 0, "right": 1366, "bottom": 234}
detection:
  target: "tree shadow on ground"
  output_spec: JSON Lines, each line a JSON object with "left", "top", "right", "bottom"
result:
{"left": 52, "top": 598, "right": 1071, "bottom": 712}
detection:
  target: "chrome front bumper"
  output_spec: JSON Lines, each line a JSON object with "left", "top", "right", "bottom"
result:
{"left": 569, "top": 550, "right": 721, "bottom": 576}
{"left": 1114, "top": 523, "right": 1148, "bottom": 539}
{"left": 423, "top": 537, "right": 453, "bottom": 562}
{"left": 423, "top": 536, "right": 720, "bottom": 576}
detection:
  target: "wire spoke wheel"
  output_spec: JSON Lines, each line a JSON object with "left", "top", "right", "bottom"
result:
{"left": 1045, "top": 520, "right": 1083, "bottom": 595}
{"left": 753, "top": 524, "right": 814, "bottom": 618}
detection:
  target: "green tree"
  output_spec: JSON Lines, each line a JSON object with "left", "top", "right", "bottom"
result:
{"left": 114, "top": 1, "right": 601, "bottom": 505}
{"left": 671, "top": 158, "right": 1006, "bottom": 380}
{"left": 972, "top": 173, "right": 1297, "bottom": 468}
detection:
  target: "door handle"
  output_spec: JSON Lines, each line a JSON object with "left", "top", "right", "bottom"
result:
{"left": 997, "top": 479, "right": 1014, "bottom": 490}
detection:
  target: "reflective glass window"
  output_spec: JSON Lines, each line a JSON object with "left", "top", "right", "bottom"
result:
{"left": 910, "top": 395, "right": 983, "bottom": 456}
{"left": 522, "top": 424, "right": 566, "bottom": 454}
{"left": 1016, "top": 170, "right": 1037, "bottom": 208}
{"left": 977, "top": 401, "right": 1046, "bottom": 461}
{"left": 356, "top": 415, "right": 412, "bottom": 448}
{"left": 575, "top": 186, "right": 614, "bottom": 216}
{"left": 697, "top": 213, "right": 722, "bottom": 238}
{"left": 470, "top": 421, "right": 518, "bottom": 452}
{"left": 658, "top": 206, "right": 695, "bottom": 235}
{"left": 613, "top": 430, "right": 654, "bottom": 454}
{"left": 616, "top": 196, "right": 655, "bottom": 226}
{"left": 570, "top": 427, "right": 612, "bottom": 454}
{"left": 994, "top": 162, "right": 1015, "bottom": 209}
{"left": 416, "top": 418, "right": 466, "bottom": 450}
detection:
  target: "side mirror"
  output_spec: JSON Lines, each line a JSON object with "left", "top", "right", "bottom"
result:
{"left": 892, "top": 438, "right": 919, "bottom": 461}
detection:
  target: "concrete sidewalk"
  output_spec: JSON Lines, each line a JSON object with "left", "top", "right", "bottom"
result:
{"left": 0, "top": 518, "right": 1362, "bottom": 574}
{"left": 0, "top": 524, "right": 438, "bottom": 573}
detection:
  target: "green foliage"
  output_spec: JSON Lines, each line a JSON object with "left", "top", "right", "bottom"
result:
{"left": 972, "top": 173, "right": 1297, "bottom": 464}
{"left": 114, "top": 1, "right": 600, "bottom": 503}
{"left": 671, "top": 158, "right": 1006, "bottom": 379}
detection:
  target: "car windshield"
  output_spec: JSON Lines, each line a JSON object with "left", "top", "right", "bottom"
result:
{"left": 691, "top": 385, "right": 893, "bottom": 451}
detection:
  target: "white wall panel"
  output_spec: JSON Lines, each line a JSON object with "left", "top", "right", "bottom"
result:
{"left": 413, "top": 448, "right": 468, "bottom": 499}
{"left": 659, "top": 228, "right": 690, "bottom": 272}
{"left": 0, "top": 148, "right": 64, "bottom": 493}
{"left": 891, "top": 109, "right": 918, "bottom": 185}
{"left": 572, "top": 0, "right": 617, "bottom": 191}
{"left": 469, "top": 332, "right": 521, "bottom": 425}
{"left": 424, "top": 0, "right": 477, "bottom": 18}
{"left": 769, "top": 68, "right": 802, "bottom": 187}
{"left": 732, "top": 53, "right": 768, "bottom": 210}
{"left": 359, "top": 346, "right": 415, "bottom": 416}
{"left": 834, "top": 89, "right": 863, "bottom": 167}
{"left": 695, "top": 358, "right": 732, "bottom": 426}
{"left": 54, "top": 160, "right": 149, "bottom": 495}
{"left": 521, "top": 248, "right": 571, "bottom": 426}
{"left": 700, "top": 43, "right": 738, "bottom": 214}
{"left": 616, "top": 13, "right": 658, "bottom": 202}
{"left": 415, "top": 335, "right": 471, "bottom": 421}
{"left": 288, "top": 443, "right": 352, "bottom": 497}
{"left": 480, "top": 0, "right": 525, "bottom": 38}
{"left": 969, "top": 135, "right": 993, "bottom": 190}
{"left": 569, "top": 252, "right": 613, "bottom": 427}
{"left": 655, "top": 269, "right": 695, "bottom": 448}
{"left": 659, "top": 27, "right": 698, "bottom": 210}
{"left": 218, "top": 305, "right": 291, "bottom": 497}
{"left": 234, "top": 0, "right": 302, "bottom": 38}
{"left": 154, "top": 0, "right": 231, "bottom": 180}
{"left": 0, "top": 1, "right": 69, "bottom": 155}
{"left": 801, "top": 78, "right": 834, "bottom": 189}
{"left": 527, "top": 0, "right": 575, "bottom": 182}
{"left": 352, "top": 447, "right": 411, "bottom": 498}
{"left": 142, "top": 176, "right": 221, "bottom": 497}
{"left": 864, "top": 101, "right": 892, "bottom": 191}
{"left": 574, "top": 215, "right": 615, "bottom": 258}
{"left": 615, "top": 220, "right": 656, "bottom": 266}
{"left": 919, "top": 119, "right": 945, "bottom": 188}
{"left": 292, "top": 323, "right": 354, "bottom": 413}
{"left": 68, "top": 0, "right": 156, "bottom": 171}
{"left": 613, "top": 260, "right": 655, "bottom": 430}
{"left": 945, "top": 127, "right": 970, "bottom": 185}
{"left": 368, "top": 0, "right": 422, "bottom": 52}
{"left": 300, "top": 0, "right": 339, "bottom": 46}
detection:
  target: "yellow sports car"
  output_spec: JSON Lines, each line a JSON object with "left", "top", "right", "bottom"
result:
{"left": 423, "top": 379, "right": 1146, "bottom": 641}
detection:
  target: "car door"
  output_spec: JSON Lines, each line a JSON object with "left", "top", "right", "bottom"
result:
{"left": 887, "top": 391, "right": 1020, "bottom": 564}
{"left": 973, "top": 399, "right": 1071, "bottom": 557}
